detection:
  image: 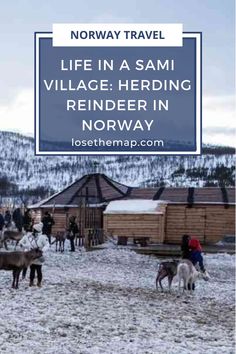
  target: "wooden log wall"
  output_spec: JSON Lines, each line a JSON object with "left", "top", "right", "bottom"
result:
{"left": 35, "top": 207, "right": 103, "bottom": 236}
{"left": 103, "top": 213, "right": 165, "bottom": 243}
{"left": 33, "top": 204, "right": 235, "bottom": 245}
{"left": 204, "top": 205, "right": 235, "bottom": 243}
{"left": 165, "top": 204, "right": 235, "bottom": 244}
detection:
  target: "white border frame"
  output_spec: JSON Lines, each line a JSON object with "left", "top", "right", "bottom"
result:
{"left": 35, "top": 32, "right": 201, "bottom": 155}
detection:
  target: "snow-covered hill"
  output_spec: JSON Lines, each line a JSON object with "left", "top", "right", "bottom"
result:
{"left": 0, "top": 131, "right": 235, "bottom": 194}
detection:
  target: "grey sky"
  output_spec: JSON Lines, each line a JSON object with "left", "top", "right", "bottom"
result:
{"left": 0, "top": 0, "right": 235, "bottom": 145}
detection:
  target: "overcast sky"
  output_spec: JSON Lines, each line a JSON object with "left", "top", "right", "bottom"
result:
{"left": 0, "top": 0, "right": 235, "bottom": 146}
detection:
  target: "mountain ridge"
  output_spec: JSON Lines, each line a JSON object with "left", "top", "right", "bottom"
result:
{"left": 0, "top": 131, "right": 235, "bottom": 205}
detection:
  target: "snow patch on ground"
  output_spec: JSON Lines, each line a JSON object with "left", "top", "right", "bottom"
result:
{"left": 0, "top": 246, "right": 235, "bottom": 354}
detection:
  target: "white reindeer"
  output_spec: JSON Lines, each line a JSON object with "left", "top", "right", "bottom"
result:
{"left": 177, "top": 259, "right": 209, "bottom": 294}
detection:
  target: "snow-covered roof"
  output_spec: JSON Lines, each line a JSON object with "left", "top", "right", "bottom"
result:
{"left": 29, "top": 203, "right": 107, "bottom": 209}
{"left": 104, "top": 199, "right": 166, "bottom": 214}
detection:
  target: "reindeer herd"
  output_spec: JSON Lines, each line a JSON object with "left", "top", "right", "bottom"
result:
{"left": 0, "top": 224, "right": 68, "bottom": 252}
{"left": 156, "top": 259, "right": 210, "bottom": 294}
{"left": 0, "top": 223, "right": 210, "bottom": 292}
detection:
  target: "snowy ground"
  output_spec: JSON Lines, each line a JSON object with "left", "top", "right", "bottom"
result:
{"left": 0, "top": 244, "right": 235, "bottom": 354}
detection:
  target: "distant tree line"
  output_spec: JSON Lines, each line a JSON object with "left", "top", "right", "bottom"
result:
{"left": 142, "top": 164, "right": 235, "bottom": 188}
{"left": 202, "top": 146, "right": 235, "bottom": 155}
{"left": 171, "top": 164, "right": 235, "bottom": 187}
{"left": 0, "top": 176, "right": 54, "bottom": 206}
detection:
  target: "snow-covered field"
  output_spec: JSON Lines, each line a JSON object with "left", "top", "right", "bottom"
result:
{"left": 0, "top": 245, "right": 235, "bottom": 354}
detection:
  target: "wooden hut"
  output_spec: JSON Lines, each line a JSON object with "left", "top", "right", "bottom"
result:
{"left": 103, "top": 199, "right": 167, "bottom": 244}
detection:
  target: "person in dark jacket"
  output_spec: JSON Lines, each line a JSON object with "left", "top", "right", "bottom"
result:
{"left": 68, "top": 215, "right": 78, "bottom": 252}
{"left": 42, "top": 211, "right": 55, "bottom": 244}
{"left": 12, "top": 208, "right": 23, "bottom": 232}
{"left": 181, "top": 234, "right": 191, "bottom": 259}
{"left": 189, "top": 238, "right": 205, "bottom": 272}
{"left": 0, "top": 211, "right": 4, "bottom": 231}
{"left": 4, "top": 210, "right": 12, "bottom": 228}
{"left": 187, "top": 238, "right": 206, "bottom": 291}
{"left": 23, "top": 209, "right": 33, "bottom": 232}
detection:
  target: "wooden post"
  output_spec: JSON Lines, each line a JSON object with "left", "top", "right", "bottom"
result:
{"left": 84, "top": 228, "right": 90, "bottom": 250}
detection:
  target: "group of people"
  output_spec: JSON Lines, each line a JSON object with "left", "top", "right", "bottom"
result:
{"left": 1, "top": 208, "right": 79, "bottom": 250}
{"left": 0, "top": 208, "right": 56, "bottom": 237}
{"left": 181, "top": 234, "right": 206, "bottom": 290}
{"left": 0, "top": 208, "right": 35, "bottom": 233}
{"left": 0, "top": 209, "right": 12, "bottom": 230}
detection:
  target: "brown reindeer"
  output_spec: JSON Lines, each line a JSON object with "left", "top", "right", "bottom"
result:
{"left": 156, "top": 260, "right": 179, "bottom": 291}
{"left": 0, "top": 228, "right": 24, "bottom": 250}
{"left": 0, "top": 248, "right": 43, "bottom": 289}
{"left": 52, "top": 231, "right": 67, "bottom": 252}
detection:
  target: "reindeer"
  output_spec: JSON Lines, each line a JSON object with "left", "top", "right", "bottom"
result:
{"left": 52, "top": 231, "right": 67, "bottom": 252}
{"left": 0, "top": 227, "right": 24, "bottom": 250}
{"left": 0, "top": 248, "right": 43, "bottom": 289}
{"left": 177, "top": 259, "right": 210, "bottom": 294}
{"left": 156, "top": 260, "right": 179, "bottom": 291}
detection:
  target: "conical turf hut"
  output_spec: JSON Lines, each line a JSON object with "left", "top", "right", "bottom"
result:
{"left": 31, "top": 173, "right": 131, "bottom": 235}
